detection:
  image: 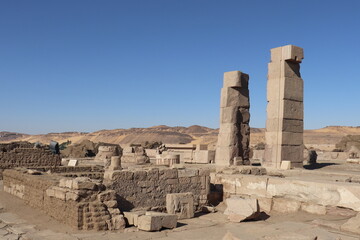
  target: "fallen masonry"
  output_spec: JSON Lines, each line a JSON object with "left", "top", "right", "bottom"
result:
{"left": 2, "top": 44, "right": 360, "bottom": 238}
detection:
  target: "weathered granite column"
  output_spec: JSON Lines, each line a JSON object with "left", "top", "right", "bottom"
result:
{"left": 263, "top": 45, "right": 304, "bottom": 168}
{"left": 215, "top": 71, "right": 250, "bottom": 166}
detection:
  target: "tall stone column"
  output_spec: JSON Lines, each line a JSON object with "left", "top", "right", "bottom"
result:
{"left": 263, "top": 45, "right": 304, "bottom": 168}
{"left": 215, "top": 71, "right": 250, "bottom": 166}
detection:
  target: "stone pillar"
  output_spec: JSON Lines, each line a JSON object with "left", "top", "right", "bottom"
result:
{"left": 108, "top": 156, "right": 122, "bottom": 170}
{"left": 264, "top": 45, "right": 304, "bottom": 169}
{"left": 215, "top": 71, "right": 250, "bottom": 166}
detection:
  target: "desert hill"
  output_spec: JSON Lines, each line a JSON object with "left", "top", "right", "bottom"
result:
{"left": 1, "top": 125, "right": 360, "bottom": 151}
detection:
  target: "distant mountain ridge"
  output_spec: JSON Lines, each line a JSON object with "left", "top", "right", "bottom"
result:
{"left": 1, "top": 125, "right": 359, "bottom": 151}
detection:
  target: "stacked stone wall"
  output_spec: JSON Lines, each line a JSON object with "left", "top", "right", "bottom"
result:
{"left": 105, "top": 168, "right": 210, "bottom": 211}
{"left": 215, "top": 71, "right": 250, "bottom": 166}
{"left": 3, "top": 169, "right": 123, "bottom": 230}
{"left": 0, "top": 148, "right": 61, "bottom": 179}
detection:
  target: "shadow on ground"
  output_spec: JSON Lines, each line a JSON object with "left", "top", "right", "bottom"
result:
{"left": 303, "top": 163, "right": 338, "bottom": 170}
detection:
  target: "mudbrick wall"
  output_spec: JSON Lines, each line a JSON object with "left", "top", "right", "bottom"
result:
{"left": 0, "top": 148, "right": 61, "bottom": 179}
{"left": 105, "top": 168, "right": 210, "bottom": 211}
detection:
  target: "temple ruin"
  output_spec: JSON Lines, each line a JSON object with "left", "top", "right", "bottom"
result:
{"left": 215, "top": 71, "right": 250, "bottom": 166}
{"left": 263, "top": 45, "right": 304, "bottom": 169}
{"left": 2, "top": 45, "right": 360, "bottom": 239}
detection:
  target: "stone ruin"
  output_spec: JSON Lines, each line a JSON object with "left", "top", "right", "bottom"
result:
{"left": 94, "top": 145, "right": 121, "bottom": 168}
{"left": 346, "top": 145, "right": 360, "bottom": 164}
{"left": 122, "top": 146, "right": 150, "bottom": 164}
{"left": 5, "top": 45, "right": 360, "bottom": 237}
{"left": 215, "top": 71, "right": 250, "bottom": 166}
{"left": 264, "top": 45, "right": 304, "bottom": 169}
{"left": 0, "top": 141, "right": 61, "bottom": 179}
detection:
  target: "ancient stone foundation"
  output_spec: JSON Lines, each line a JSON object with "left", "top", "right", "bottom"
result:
{"left": 0, "top": 143, "right": 61, "bottom": 179}
{"left": 215, "top": 71, "right": 250, "bottom": 166}
{"left": 264, "top": 45, "right": 304, "bottom": 168}
{"left": 3, "top": 169, "right": 125, "bottom": 230}
{"left": 104, "top": 168, "right": 210, "bottom": 211}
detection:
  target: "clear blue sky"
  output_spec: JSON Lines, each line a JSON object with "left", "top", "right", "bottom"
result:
{"left": 1, "top": 0, "right": 359, "bottom": 134}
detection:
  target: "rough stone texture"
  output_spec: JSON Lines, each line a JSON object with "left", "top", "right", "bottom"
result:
{"left": 123, "top": 211, "right": 146, "bottom": 226}
{"left": 3, "top": 169, "right": 125, "bottom": 231}
{"left": 94, "top": 146, "right": 121, "bottom": 168}
{"left": 224, "top": 196, "right": 259, "bottom": 222}
{"left": 264, "top": 45, "right": 304, "bottom": 169}
{"left": 215, "top": 71, "right": 250, "bottom": 166}
{"left": 121, "top": 147, "right": 150, "bottom": 164}
{"left": 272, "top": 198, "right": 301, "bottom": 213}
{"left": 341, "top": 213, "right": 360, "bottom": 234}
{"left": 137, "top": 212, "right": 177, "bottom": 231}
{"left": 0, "top": 145, "right": 61, "bottom": 179}
{"left": 156, "top": 154, "right": 180, "bottom": 167}
{"left": 301, "top": 203, "right": 326, "bottom": 215}
{"left": 215, "top": 173, "right": 360, "bottom": 212}
{"left": 105, "top": 168, "right": 210, "bottom": 211}
{"left": 166, "top": 192, "right": 194, "bottom": 219}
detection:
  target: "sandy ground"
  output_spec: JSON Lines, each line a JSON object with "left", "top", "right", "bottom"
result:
{"left": 0, "top": 179, "right": 359, "bottom": 240}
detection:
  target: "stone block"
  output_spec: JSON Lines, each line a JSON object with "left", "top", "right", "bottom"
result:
{"left": 267, "top": 76, "right": 304, "bottom": 102}
{"left": 280, "top": 160, "right": 291, "bottom": 170}
{"left": 215, "top": 146, "right": 239, "bottom": 166}
{"left": 65, "top": 191, "right": 79, "bottom": 201}
{"left": 68, "top": 159, "right": 78, "bottom": 166}
{"left": 218, "top": 122, "right": 240, "bottom": 134}
{"left": 281, "top": 145, "right": 304, "bottom": 163}
{"left": 271, "top": 45, "right": 303, "bottom": 62}
{"left": 145, "top": 211, "right": 177, "bottom": 229}
{"left": 137, "top": 212, "right": 177, "bottom": 232}
{"left": 266, "top": 118, "right": 303, "bottom": 133}
{"left": 267, "top": 99, "right": 303, "bottom": 120}
{"left": 53, "top": 187, "right": 67, "bottom": 200}
{"left": 45, "top": 188, "right": 55, "bottom": 197}
{"left": 220, "top": 106, "right": 240, "bottom": 124}
{"left": 223, "top": 71, "right": 249, "bottom": 88}
{"left": 265, "top": 131, "right": 303, "bottom": 145}
{"left": 193, "top": 150, "right": 214, "bottom": 164}
{"left": 272, "top": 198, "right": 301, "bottom": 213}
{"left": 224, "top": 196, "right": 259, "bottom": 222}
{"left": 104, "top": 200, "right": 118, "bottom": 208}
{"left": 137, "top": 215, "right": 163, "bottom": 231}
{"left": 59, "top": 178, "right": 73, "bottom": 189}
{"left": 166, "top": 192, "right": 194, "bottom": 219}
{"left": 220, "top": 87, "right": 249, "bottom": 108}
{"left": 282, "top": 45, "right": 304, "bottom": 62}
{"left": 123, "top": 211, "right": 145, "bottom": 226}
{"left": 109, "top": 215, "right": 126, "bottom": 230}
{"left": 177, "top": 169, "right": 198, "bottom": 178}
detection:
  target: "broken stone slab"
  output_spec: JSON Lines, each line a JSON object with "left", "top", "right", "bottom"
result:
{"left": 272, "top": 198, "right": 301, "bottom": 213}
{"left": 224, "top": 196, "right": 259, "bottom": 222}
{"left": 72, "top": 177, "right": 97, "bottom": 190}
{"left": 123, "top": 211, "right": 146, "bottom": 226}
{"left": 166, "top": 192, "right": 194, "bottom": 219}
{"left": 145, "top": 212, "right": 177, "bottom": 229}
{"left": 107, "top": 215, "right": 126, "bottom": 230}
{"left": 137, "top": 212, "right": 177, "bottom": 232}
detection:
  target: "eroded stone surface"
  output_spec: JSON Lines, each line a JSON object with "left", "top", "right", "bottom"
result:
{"left": 264, "top": 45, "right": 304, "bottom": 169}
{"left": 215, "top": 71, "right": 250, "bottom": 167}
{"left": 224, "top": 196, "right": 259, "bottom": 222}
{"left": 166, "top": 192, "right": 194, "bottom": 219}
